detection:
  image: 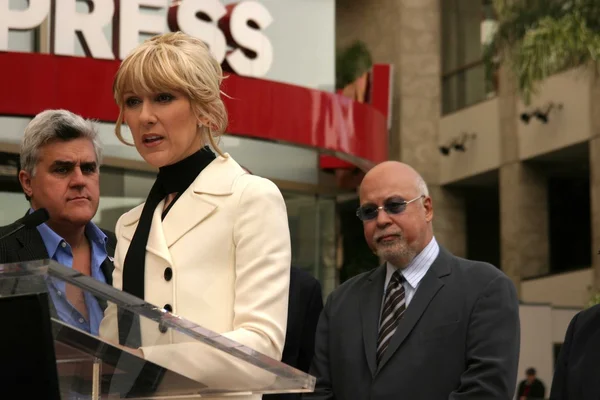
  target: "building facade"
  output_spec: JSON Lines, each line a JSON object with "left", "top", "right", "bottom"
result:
{"left": 1, "top": 0, "right": 386, "bottom": 300}
{"left": 336, "top": 0, "right": 597, "bottom": 389}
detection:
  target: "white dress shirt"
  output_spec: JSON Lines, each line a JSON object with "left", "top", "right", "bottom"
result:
{"left": 383, "top": 237, "right": 440, "bottom": 309}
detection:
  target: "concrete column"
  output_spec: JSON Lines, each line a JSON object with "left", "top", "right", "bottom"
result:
{"left": 499, "top": 163, "right": 549, "bottom": 285}
{"left": 396, "top": 0, "right": 466, "bottom": 257}
{"left": 336, "top": 0, "right": 466, "bottom": 257}
{"left": 428, "top": 186, "right": 467, "bottom": 258}
{"left": 498, "top": 65, "right": 521, "bottom": 290}
{"left": 498, "top": 66, "right": 550, "bottom": 292}
{"left": 336, "top": 0, "right": 403, "bottom": 159}
{"left": 498, "top": 66, "right": 519, "bottom": 165}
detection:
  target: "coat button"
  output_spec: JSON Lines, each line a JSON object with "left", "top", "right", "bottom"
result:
{"left": 158, "top": 304, "right": 173, "bottom": 333}
{"left": 164, "top": 267, "right": 173, "bottom": 281}
{"left": 158, "top": 323, "right": 168, "bottom": 333}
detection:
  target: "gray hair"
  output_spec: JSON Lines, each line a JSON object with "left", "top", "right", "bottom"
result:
{"left": 20, "top": 109, "right": 102, "bottom": 175}
{"left": 416, "top": 175, "right": 429, "bottom": 197}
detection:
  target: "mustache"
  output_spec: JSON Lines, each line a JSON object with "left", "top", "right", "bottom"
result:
{"left": 374, "top": 231, "right": 403, "bottom": 242}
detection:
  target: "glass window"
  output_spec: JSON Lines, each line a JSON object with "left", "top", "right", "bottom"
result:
{"left": 8, "top": 0, "right": 39, "bottom": 53}
{"left": 548, "top": 175, "right": 591, "bottom": 273}
{"left": 284, "top": 192, "right": 337, "bottom": 297}
{"left": 441, "top": 0, "right": 497, "bottom": 114}
{"left": 337, "top": 197, "right": 379, "bottom": 284}
{"left": 0, "top": 151, "right": 27, "bottom": 225}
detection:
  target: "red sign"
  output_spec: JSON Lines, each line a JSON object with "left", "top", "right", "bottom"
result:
{"left": 1, "top": 0, "right": 273, "bottom": 77}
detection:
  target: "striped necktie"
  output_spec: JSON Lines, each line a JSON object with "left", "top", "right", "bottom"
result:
{"left": 376, "top": 270, "right": 405, "bottom": 364}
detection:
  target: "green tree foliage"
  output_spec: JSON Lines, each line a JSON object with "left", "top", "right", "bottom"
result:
{"left": 483, "top": 0, "right": 600, "bottom": 104}
{"left": 589, "top": 291, "right": 600, "bottom": 308}
{"left": 335, "top": 41, "right": 373, "bottom": 90}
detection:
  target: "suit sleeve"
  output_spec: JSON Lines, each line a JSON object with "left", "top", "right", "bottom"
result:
{"left": 549, "top": 311, "right": 579, "bottom": 400}
{"left": 304, "top": 295, "right": 335, "bottom": 400}
{"left": 449, "top": 274, "right": 520, "bottom": 400}
{"left": 297, "top": 279, "right": 324, "bottom": 373}
{"left": 103, "top": 178, "right": 292, "bottom": 388}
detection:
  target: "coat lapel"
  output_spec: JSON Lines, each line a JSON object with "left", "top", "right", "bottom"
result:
{"left": 15, "top": 227, "right": 49, "bottom": 262}
{"left": 120, "top": 203, "right": 174, "bottom": 265}
{"left": 97, "top": 258, "right": 113, "bottom": 311}
{"left": 161, "top": 155, "right": 240, "bottom": 248}
{"left": 100, "top": 233, "right": 115, "bottom": 286}
{"left": 376, "top": 248, "right": 453, "bottom": 372}
{"left": 100, "top": 258, "right": 114, "bottom": 287}
{"left": 161, "top": 193, "right": 218, "bottom": 248}
{"left": 360, "top": 265, "right": 387, "bottom": 377}
{"left": 120, "top": 155, "right": 241, "bottom": 259}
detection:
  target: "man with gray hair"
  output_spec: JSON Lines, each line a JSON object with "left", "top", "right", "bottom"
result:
{"left": 0, "top": 109, "right": 116, "bottom": 336}
{"left": 307, "top": 161, "right": 520, "bottom": 400}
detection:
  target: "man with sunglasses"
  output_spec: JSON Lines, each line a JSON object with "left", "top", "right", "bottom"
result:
{"left": 307, "top": 161, "right": 520, "bottom": 400}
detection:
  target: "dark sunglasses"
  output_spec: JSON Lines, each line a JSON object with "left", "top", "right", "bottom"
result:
{"left": 356, "top": 195, "right": 424, "bottom": 221}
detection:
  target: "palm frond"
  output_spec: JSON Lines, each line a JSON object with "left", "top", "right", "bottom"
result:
{"left": 588, "top": 291, "right": 600, "bottom": 308}
{"left": 335, "top": 41, "right": 373, "bottom": 90}
{"left": 484, "top": 0, "right": 600, "bottom": 103}
{"left": 513, "top": 12, "right": 600, "bottom": 103}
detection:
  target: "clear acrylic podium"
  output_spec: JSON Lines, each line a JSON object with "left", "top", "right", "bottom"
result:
{"left": 0, "top": 260, "right": 316, "bottom": 399}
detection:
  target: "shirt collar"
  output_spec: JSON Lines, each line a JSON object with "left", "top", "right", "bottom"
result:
{"left": 36, "top": 219, "right": 63, "bottom": 259}
{"left": 387, "top": 236, "right": 440, "bottom": 289}
{"left": 31, "top": 208, "right": 107, "bottom": 257}
{"left": 85, "top": 221, "right": 108, "bottom": 246}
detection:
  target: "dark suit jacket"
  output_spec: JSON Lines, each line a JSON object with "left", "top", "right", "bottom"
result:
{"left": 305, "top": 246, "right": 520, "bottom": 400}
{"left": 517, "top": 378, "right": 545, "bottom": 399}
{"left": 265, "top": 266, "right": 324, "bottom": 400}
{"left": 549, "top": 303, "right": 600, "bottom": 400}
{"left": 0, "top": 216, "right": 116, "bottom": 286}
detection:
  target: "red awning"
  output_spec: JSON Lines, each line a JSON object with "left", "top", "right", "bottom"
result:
{"left": 0, "top": 51, "right": 388, "bottom": 169}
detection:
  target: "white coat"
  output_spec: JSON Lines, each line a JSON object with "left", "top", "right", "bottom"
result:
{"left": 99, "top": 154, "right": 292, "bottom": 399}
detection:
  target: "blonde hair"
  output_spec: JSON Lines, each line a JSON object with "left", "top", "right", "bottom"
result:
{"left": 113, "top": 31, "right": 228, "bottom": 156}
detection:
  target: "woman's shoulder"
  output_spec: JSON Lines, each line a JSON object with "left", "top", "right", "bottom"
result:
{"left": 233, "top": 171, "right": 283, "bottom": 201}
{"left": 222, "top": 155, "right": 283, "bottom": 197}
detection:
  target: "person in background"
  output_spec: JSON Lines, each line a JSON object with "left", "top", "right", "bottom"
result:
{"left": 262, "top": 265, "right": 323, "bottom": 400}
{"left": 306, "top": 161, "right": 520, "bottom": 400}
{"left": 0, "top": 109, "right": 115, "bottom": 335}
{"left": 549, "top": 303, "right": 600, "bottom": 400}
{"left": 99, "top": 32, "right": 291, "bottom": 399}
{"left": 517, "top": 367, "right": 546, "bottom": 400}
{"left": 282, "top": 267, "right": 323, "bottom": 373}
{"left": 240, "top": 166, "right": 324, "bottom": 400}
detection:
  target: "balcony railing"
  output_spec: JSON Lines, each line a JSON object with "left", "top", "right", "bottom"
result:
{"left": 442, "top": 60, "right": 497, "bottom": 115}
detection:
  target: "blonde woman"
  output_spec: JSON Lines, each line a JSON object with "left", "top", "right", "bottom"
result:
{"left": 99, "top": 32, "right": 291, "bottom": 395}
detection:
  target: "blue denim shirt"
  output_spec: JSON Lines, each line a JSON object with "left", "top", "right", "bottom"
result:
{"left": 33, "top": 210, "right": 108, "bottom": 335}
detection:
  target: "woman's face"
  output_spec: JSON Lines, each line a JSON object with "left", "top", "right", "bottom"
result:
{"left": 122, "top": 90, "right": 204, "bottom": 168}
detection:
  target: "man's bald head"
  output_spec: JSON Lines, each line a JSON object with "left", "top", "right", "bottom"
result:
{"left": 360, "top": 161, "right": 428, "bottom": 200}
{"left": 358, "top": 161, "right": 433, "bottom": 269}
